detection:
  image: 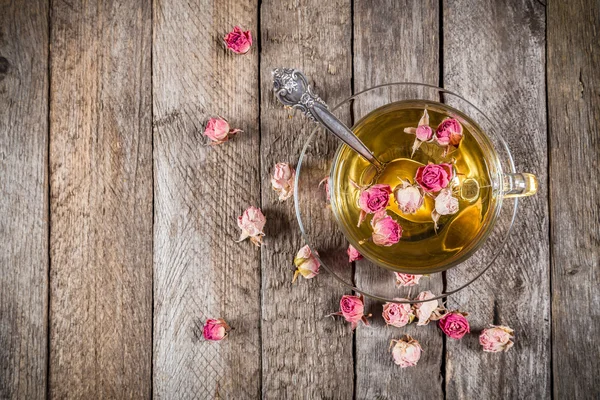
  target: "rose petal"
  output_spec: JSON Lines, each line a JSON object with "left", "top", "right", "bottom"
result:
{"left": 418, "top": 109, "right": 430, "bottom": 127}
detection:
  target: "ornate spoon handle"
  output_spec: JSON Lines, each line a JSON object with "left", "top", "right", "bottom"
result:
{"left": 272, "top": 68, "right": 384, "bottom": 170}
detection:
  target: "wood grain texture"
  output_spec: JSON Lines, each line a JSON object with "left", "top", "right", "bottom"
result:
{"left": 443, "top": 0, "right": 550, "bottom": 398}
{"left": 548, "top": 0, "right": 600, "bottom": 398}
{"left": 259, "top": 1, "right": 355, "bottom": 398}
{"left": 0, "top": 1, "right": 49, "bottom": 398}
{"left": 152, "top": 1, "right": 261, "bottom": 398}
{"left": 49, "top": 0, "right": 153, "bottom": 398}
{"left": 353, "top": 1, "right": 444, "bottom": 399}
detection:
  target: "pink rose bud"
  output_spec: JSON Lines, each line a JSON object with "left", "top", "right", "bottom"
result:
{"left": 382, "top": 299, "right": 414, "bottom": 328}
{"left": 223, "top": 26, "right": 253, "bottom": 54}
{"left": 438, "top": 311, "right": 470, "bottom": 339}
{"left": 390, "top": 336, "right": 422, "bottom": 368}
{"left": 237, "top": 206, "right": 266, "bottom": 247}
{"left": 203, "top": 117, "right": 242, "bottom": 145}
{"left": 352, "top": 181, "right": 392, "bottom": 226}
{"left": 403, "top": 109, "right": 433, "bottom": 156}
{"left": 371, "top": 211, "right": 402, "bottom": 246}
{"left": 292, "top": 245, "right": 320, "bottom": 282}
{"left": 416, "top": 125, "right": 433, "bottom": 142}
{"left": 431, "top": 188, "right": 459, "bottom": 231}
{"left": 414, "top": 163, "right": 454, "bottom": 193}
{"left": 328, "top": 294, "right": 371, "bottom": 330}
{"left": 271, "top": 162, "right": 296, "bottom": 201}
{"left": 434, "top": 188, "right": 459, "bottom": 216}
{"left": 479, "top": 325, "right": 515, "bottom": 353}
{"left": 435, "top": 117, "right": 463, "bottom": 147}
{"left": 319, "top": 176, "right": 331, "bottom": 203}
{"left": 358, "top": 183, "right": 392, "bottom": 213}
{"left": 394, "top": 272, "right": 423, "bottom": 287}
{"left": 393, "top": 180, "right": 424, "bottom": 214}
{"left": 413, "top": 290, "right": 441, "bottom": 326}
{"left": 347, "top": 244, "right": 363, "bottom": 262}
{"left": 203, "top": 318, "right": 231, "bottom": 341}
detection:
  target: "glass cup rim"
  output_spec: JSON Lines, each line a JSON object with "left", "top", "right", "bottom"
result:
{"left": 293, "top": 82, "right": 519, "bottom": 303}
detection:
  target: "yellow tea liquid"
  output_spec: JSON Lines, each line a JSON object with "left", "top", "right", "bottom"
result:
{"left": 330, "top": 100, "right": 498, "bottom": 273}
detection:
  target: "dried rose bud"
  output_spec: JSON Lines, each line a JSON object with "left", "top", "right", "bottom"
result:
{"left": 404, "top": 109, "right": 434, "bottom": 156}
{"left": 432, "top": 188, "right": 459, "bottom": 231}
{"left": 237, "top": 206, "right": 266, "bottom": 247}
{"left": 416, "top": 125, "right": 433, "bottom": 142}
{"left": 203, "top": 318, "right": 231, "bottom": 341}
{"left": 319, "top": 177, "right": 331, "bottom": 203}
{"left": 413, "top": 290, "right": 444, "bottom": 326}
{"left": 292, "top": 245, "right": 320, "bottom": 282}
{"left": 382, "top": 299, "right": 414, "bottom": 328}
{"left": 390, "top": 336, "right": 422, "bottom": 368}
{"left": 394, "top": 272, "right": 423, "bottom": 287}
{"left": 434, "top": 188, "right": 459, "bottom": 215}
{"left": 371, "top": 211, "right": 402, "bottom": 246}
{"left": 328, "top": 294, "right": 371, "bottom": 330}
{"left": 393, "top": 179, "right": 424, "bottom": 214}
{"left": 347, "top": 244, "right": 363, "bottom": 262}
{"left": 479, "top": 325, "right": 515, "bottom": 352}
{"left": 351, "top": 180, "right": 392, "bottom": 226}
{"left": 203, "top": 117, "right": 242, "bottom": 145}
{"left": 438, "top": 311, "right": 470, "bottom": 339}
{"left": 435, "top": 117, "right": 463, "bottom": 147}
{"left": 415, "top": 163, "right": 454, "bottom": 193}
{"left": 271, "top": 162, "right": 296, "bottom": 201}
{"left": 223, "top": 26, "right": 253, "bottom": 54}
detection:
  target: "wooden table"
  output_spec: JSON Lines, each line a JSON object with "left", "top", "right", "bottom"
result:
{"left": 1, "top": 0, "right": 598, "bottom": 398}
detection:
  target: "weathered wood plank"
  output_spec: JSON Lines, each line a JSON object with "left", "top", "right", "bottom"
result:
{"left": 0, "top": 1, "right": 49, "bottom": 398}
{"left": 548, "top": 0, "right": 600, "bottom": 398}
{"left": 152, "top": 1, "right": 261, "bottom": 398}
{"left": 259, "top": 1, "right": 355, "bottom": 398}
{"left": 443, "top": 0, "right": 550, "bottom": 398}
{"left": 353, "top": 1, "right": 444, "bottom": 399}
{"left": 49, "top": 1, "right": 153, "bottom": 398}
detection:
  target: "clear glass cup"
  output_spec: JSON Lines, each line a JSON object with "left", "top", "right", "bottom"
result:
{"left": 294, "top": 83, "right": 537, "bottom": 303}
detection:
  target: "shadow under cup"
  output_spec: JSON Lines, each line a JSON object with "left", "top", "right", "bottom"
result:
{"left": 294, "top": 83, "right": 526, "bottom": 303}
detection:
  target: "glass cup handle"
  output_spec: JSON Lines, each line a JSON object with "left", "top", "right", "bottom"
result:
{"left": 501, "top": 173, "right": 538, "bottom": 198}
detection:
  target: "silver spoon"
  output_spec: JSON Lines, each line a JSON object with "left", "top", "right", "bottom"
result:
{"left": 272, "top": 68, "right": 384, "bottom": 170}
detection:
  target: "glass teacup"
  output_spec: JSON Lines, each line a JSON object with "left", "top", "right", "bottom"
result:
{"left": 294, "top": 83, "right": 537, "bottom": 302}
